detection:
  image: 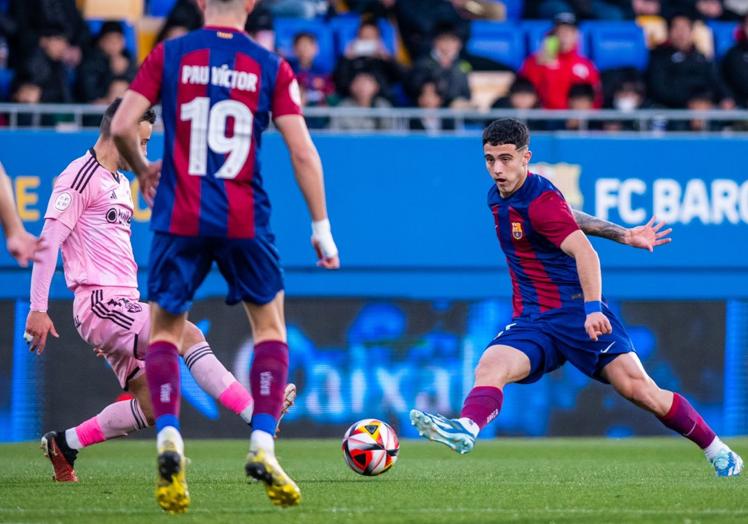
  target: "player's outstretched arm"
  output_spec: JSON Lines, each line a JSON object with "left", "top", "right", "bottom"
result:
{"left": 560, "top": 230, "right": 612, "bottom": 341}
{"left": 0, "top": 162, "right": 42, "bottom": 267}
{"left": 275, "top": 114, "right": 339, "bottom": 269}
{"left": 572, "top": 210, "right": 672, "bottom": 252}
{"left": 111, "top": 91, "right": 161, "bottom": 204}
{"left": 25, "top": 219, "right": 69, "bottom": 354}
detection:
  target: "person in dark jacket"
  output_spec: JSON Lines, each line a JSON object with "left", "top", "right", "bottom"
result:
{"left": 392, "top": 0, "right": 470, "bottom": 61}
{"left": 646, "top": 13, "right": 734, "bottom": 108}
{"left": 407, "top": 25, "right": 472, "bottom": 108}
{"left": 333, "top": 19, "right": 402, "bottom": 101}
{"left": 22, "top": 25, "right": 72, "bottom": 104}
{"left": 722, "top": 13, "right": 748, "bottom": 106}
{"left": 76, "top": 22, "right": 138, "bottom": 104}
{"left": 7, "top": 0, "right": 90, "bottom": 70}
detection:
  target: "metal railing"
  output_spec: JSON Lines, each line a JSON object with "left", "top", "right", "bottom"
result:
{"left": 1, "top": 103, "right": 748, "bottom": 133}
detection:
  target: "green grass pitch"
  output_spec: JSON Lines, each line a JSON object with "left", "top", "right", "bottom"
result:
{"left": 1, "top": 437, "right": 746, "bottom": 523}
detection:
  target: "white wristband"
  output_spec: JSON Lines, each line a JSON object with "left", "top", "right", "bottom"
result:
{"left": 311, "top": 219, "right": 338, "bottom": 259}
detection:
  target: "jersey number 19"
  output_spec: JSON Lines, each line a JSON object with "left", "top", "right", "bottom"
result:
{"left": 180, "top": 97, "right": 253, "bottom": 180}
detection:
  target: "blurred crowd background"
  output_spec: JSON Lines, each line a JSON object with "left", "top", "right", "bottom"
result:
{"left": 1, "top": 0, "right": 748, "bottom": 131}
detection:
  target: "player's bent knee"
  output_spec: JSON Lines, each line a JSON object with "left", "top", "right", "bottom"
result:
{"left": 180, "top": 322, "right": 206, "bottom": 354}
{"left": 474, "top": 345, "right": 530, "bottom": 388}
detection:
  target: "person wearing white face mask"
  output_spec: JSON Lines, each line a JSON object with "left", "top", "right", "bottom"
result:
{"left": 603, "top": 79, "right": 647, "bottom": 132}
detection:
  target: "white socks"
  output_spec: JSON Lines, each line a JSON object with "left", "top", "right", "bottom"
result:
{"left": 157, "top": 426, "right": 184, "bottom": 455}
{"left": 703, "top": 436, "right": 728, "bottom": 461}
{"left": 457, "top": 417, "right": 480, "bottom": 438}
{"left": 250, "top": 430, "right": 275, "bottom": 454}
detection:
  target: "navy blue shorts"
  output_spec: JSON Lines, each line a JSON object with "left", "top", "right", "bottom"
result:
{"left": 147, "top": 231, "right": 284, "bottom": 315}
{"left": 486, "top": 304, "right": 634, "bottom": 384}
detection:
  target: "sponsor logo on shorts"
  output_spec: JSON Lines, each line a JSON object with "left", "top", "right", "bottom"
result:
{"left": 512, "top": 222, "right": 523, "bottom": 240}
{"left": 260, "top": 371, "right": 273, "bottom": 396}
{"left": 54, "top": 192, "right": 72, "bottom": 211}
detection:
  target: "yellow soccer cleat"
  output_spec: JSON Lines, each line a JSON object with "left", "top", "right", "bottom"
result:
{"left": 155, "top": 446, "right": 190, "bottom": 514}
{"left": 245, "top": 448, "right": 301, "bottom": 507}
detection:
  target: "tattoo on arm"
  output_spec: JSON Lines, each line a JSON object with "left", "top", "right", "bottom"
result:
{"left": 572, "top": 209, "right": 627, "bottom": 244}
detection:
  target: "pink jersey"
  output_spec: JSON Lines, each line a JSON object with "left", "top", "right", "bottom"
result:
{"left": 44, "top": 149, "right": 138, "bottom": 293}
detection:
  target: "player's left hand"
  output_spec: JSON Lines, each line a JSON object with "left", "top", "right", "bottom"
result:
{"left": 584, "top": 312, "right": 612, "bottom": 341}
{"left": 138, "top": 159, "right": 161, "bottom": 207}
{"left": 311, "top": 219, "right": 340, "bottom": 269}
{"left": 624, "top": 216, "right": 672, "bottom": 252}
{"left": 6, "top": 229, "right": 43, "bottom": 268}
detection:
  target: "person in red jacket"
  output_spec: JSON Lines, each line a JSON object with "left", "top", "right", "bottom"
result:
{"left": 520, "top": 12, "right": 602, "bottom": 109}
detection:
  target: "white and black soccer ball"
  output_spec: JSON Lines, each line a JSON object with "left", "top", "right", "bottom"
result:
{"left": 341, "top": 418, "right": 399, "bottom": 476}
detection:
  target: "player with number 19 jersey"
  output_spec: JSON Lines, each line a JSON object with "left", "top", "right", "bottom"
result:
{"left": 129, "top": 26, "right": 302, "bottom": 313}
{"left": 131, "top": 26, "right": 300, "bottom": 238}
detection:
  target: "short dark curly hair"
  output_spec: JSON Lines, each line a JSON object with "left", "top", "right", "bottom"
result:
{"left": 482, "top": 118, "right": 529, "bottom": 149}
{"left": 100, "top": 97, "right": 156, "bottom": 136}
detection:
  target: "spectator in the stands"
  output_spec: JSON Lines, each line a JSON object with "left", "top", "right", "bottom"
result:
{"left": 491, "top": 77, "right": 540, "bottom": 110}
{"left": 289, "top": 32, "right": 335, "bottom": 106}
{"left": 156, "top": 0, "right": 202, "bottom": 43}
{"left": 246, "top": 3, "right": 276, "bottom": 51}
{"left": 76, "top": 22, "right": 137, "bottom": 104}
{"left": 409, "top": 80, "right": 455, "bottom": 131}
{"left": 7, "top": 0, "right": 90, "bottom": 70}
{"left": 668, "top": 0, "right": 725, "bottom": 19}
{"left": 407, "top": 25, "right": 472, "bottom": 108}
{"left": 392, "top": 0, "right": 470, "bottom": 61}
{"left": 533, "top": 0, "right": 633, "bottom": 19}
{"left": 331, "top": 70, "right": 393, "bottom": 130}
{"left": 603, "top": 78, "right": 647, "bottom": 131}
{"left": 22, "top": 26, "right": 72, "bottom": 104}
{"left": 264, "top": 0, "right": 329, "bottom": 19}
{"left": 722, "top": 13, "right": 748, "bottom": 105}
{"left": 11, "top": 76, "right": 48, "bottom": 127}
{"left": 667, "top": 89, "right": 721, "bottom": 130}
{"left": 520, "top": 13, "right": 601, "bottom": 109}
{"left": 646, "top": 13, "right": 734, "bottom": 108}
{"left": 632, "top": 0, "right": 662, "bottom": 16}
{"left": 334, "top": 19, "right": 401, "bottom": 101}
{"left": 565, "top": 83, "right": 602, "bottom": 130}
{"left": 724, "top": 0, "right": 748, "bottom": 19}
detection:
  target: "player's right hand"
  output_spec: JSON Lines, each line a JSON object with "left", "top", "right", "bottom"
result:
{"left": 584, "top": 312, "right": 612, "bottom": 341}
{"left": 24, "top": 311, "right": 59, "bottom": 355}
{"left": 138, "top": 159, "right": 162, "bottom": 207}
{"left": 311, "top": 219, "right": 340, "bottom": 270}
{"left": 6, "top": 229, "right": 43, "bottom": 268}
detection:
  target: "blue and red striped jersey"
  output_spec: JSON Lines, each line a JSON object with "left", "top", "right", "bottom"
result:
{"left": 488, "top": 173, "right": 582, "bottom": 318}
{"left": 130, "top": 26, "right": 302, "bottom": 238}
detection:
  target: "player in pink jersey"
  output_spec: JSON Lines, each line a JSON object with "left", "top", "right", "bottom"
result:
{"left": 0, "top": 161, "right": 43, "bottom": 267}
{"left": 25, "top": 99, "right": 292, "bottom": 483}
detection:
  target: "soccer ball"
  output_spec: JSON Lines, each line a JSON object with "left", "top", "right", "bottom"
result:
{"left": 341, "top": 418, "right": 399, "bottom": 476}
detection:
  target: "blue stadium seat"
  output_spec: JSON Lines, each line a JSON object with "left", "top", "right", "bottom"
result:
{"left": 0, "top": 0, "right": 8, "bottom": 13}
{"left": 467, "top": 21, "right": 526, "bottom": 71}
{"left": 274, "top": 18, "right": 336, "bottom": 73}
{"left": 503, "top": 0, "right": 524, "bottom": 20}
{"left": 584, "top": 22, "right": 648, "bottom": 71}
{"left": 709, "top": 21, "right": 739, "bottom": 60}
{"left": 148, "top": 0, "right": 178, "bottom": 17}
{"left": 0, "top": 68, "right": 14, "bottom": 101}
{"left": 87, "top": 20, "right": 138, "bottom": 59}
{"left": 526, "top": 21, "right": 588, "bottom": 58}
{"left": 329, "top": 14, "right": 397, "bottom": 57}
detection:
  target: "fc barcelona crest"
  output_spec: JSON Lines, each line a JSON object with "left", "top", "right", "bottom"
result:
{"left": 512, "top": 222, "right": 523, "bottom": 240}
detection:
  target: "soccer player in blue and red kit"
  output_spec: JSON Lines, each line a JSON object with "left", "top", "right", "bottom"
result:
{"left": 411, "top": 118, "right": 743, "bottom": 478}
{"left": 111, "top": 0, "right": 339, "bottom": 512}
